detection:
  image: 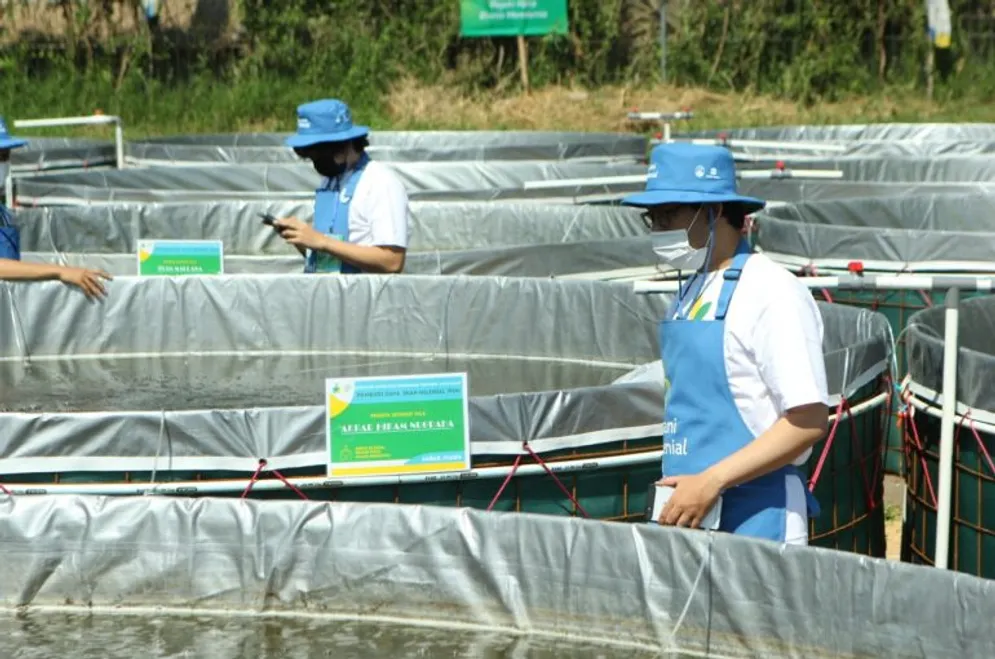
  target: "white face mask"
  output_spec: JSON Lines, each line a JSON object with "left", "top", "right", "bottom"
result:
{"left": 650, "top": 207, "right": 708, "bottom": 271}
{"left": 651, "top": 229, "right": 707, "bottom": 271}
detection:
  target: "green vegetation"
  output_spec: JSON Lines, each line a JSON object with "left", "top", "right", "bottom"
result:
{"left": 1, "top": 0, "right": 994, "bottom": 137}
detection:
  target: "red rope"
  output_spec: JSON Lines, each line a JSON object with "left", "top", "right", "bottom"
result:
{"left": 901, "top": 402, "right": 938, "bottom": 508}
{"left": 521, "top": 442, "right": 591, "bottom": 518}
{"left": 0, "top": 483, "right": 12, "bottom": 496}
{"left": 802, "top": 264, "right": 834, "bottom": 303}
{"left": 487, "top": 442, "right": 591, "bottom": 518}
{"left": 240, "top": 460, "right": 266, "bottom": 498}
{"left": 240, "top": 459, "right": 310, "bottom": 501}
{"left": 846, "top": 397, "right": 877, "bottom": 510}
{"left": 486, "top": 454, "right": 523, "bottom": 512}
{"left": 807, "top": 396, "right": 878, "bottom": 509}
{"left": 960, "top": 412, "right": 995, "bottom": 478}
{"left": 807, "top": 397, "right": 845, "bottom": 491}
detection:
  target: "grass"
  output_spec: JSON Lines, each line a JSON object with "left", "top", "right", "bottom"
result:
{"left": 7, "top": 74, "right": 995, "bottom": 141}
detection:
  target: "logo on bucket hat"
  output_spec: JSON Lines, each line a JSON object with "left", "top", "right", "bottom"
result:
{"left": 285, "top": 99, "right": 370, "bottom": 149}
{"left": 621, "top": 142, "right": 765, "bottom": 212}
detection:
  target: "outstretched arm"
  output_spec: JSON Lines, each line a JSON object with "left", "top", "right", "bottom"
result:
{"left": 0, "top": 259, "right": 113, "bottom": 299}
{"left": 0, "top": 259, "right": 65, "bottom": 281}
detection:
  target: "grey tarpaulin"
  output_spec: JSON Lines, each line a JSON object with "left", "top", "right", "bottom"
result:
{"left": 125, "top": 130, "right": 649, "bottom": 164}
{"left": 10, "top": 200, "right": 650, "bottom": 276}
{"left": 753, "top": 190, "right": 995, "bottom": 271}
{"left": 907, "top": 296, "right": 995, "bottom": 413}
{"left": 727, "top": 142, "right": 995, "bottom": 163}
{"left": 13, "top": 160, "right": 647, "bottom": 205}
{"left": 741, "top": 155, "right": 995, "bottom": 183}
{"left": 681, "top": 123, "right": 995, "bottom": 143}
{"left": 11, "top": 137, "right": 116, "bottom": 173}
{"left": 0, "top": 495, "right": 991, "bottom": 658}
{"left": 679, "top": 124, "right": 995, "bottom": 162}
{"left": 0, "top": 275, "right": 889, "bottom": 476}
{"left": 737, "top": 179, "right": 995, "bottom": 205}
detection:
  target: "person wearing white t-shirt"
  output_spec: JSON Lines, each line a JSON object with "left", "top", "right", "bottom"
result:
{"left": 621, "top": 143, "right": 829, "bottom": 545}
{"left": 273, "top": 99, "right": 410, "bottom": 274}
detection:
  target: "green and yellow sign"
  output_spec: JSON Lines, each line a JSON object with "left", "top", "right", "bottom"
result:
{"left": 137, "top": 240, "right": 224, "bottom": 276}
{"left": 459, "top": 0, "right": 569, "bottom": 37}
{"left": 326, "top": 373, "right": 471, "bottom": 478}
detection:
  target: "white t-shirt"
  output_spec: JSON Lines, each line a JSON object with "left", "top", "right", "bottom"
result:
{"left": 615, "top": 253, "right": 827, "bottom": 543}
{"left": 320, "top": 160, "right": 411, "bottom": 249}
{"left": 670, "top": 252, "right": 830, "bottom": 467}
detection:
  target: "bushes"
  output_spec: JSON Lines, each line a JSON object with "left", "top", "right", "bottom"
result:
{"left": 1, "top": 0, "right": 993, "bottom": 133}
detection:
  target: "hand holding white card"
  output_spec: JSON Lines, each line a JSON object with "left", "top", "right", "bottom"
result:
{"left": 646, "top": 483, "right": 723, "bottom": 530}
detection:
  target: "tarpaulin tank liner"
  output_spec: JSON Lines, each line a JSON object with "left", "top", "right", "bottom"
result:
{"left": 0, "top": 274, "right": 891, "bottom": 553}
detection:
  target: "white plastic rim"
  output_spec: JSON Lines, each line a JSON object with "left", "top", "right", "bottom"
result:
{"left": 907, "top": 380, "right": 995, "bottom": 432}
{"left": 523, "top": 170, "right": 842, "bottom": 190}
{"left": 635, "top": 272, "right": 995, "bottom": 294}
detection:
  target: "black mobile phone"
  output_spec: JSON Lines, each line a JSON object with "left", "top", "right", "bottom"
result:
{"left": 258, "top": 212, "right": 278, "bottom": 226}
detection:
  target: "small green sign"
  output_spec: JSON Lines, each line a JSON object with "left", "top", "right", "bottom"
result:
{"left": 326, "top": 373, "right": 471, "bottom": 478}
{"left": 460, "top": 0, "right": 569, "bottom": 37}
{"left": 138, "top": 240, "right": 224, "bottom": 276}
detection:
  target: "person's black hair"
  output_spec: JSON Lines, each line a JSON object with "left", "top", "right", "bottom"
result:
{"left": 293, "top": 136, "right": 368, "bottom": 158}
{"left": 720, "top": 202, "right": 754, "bottom": 231}
{"left": 351, "top": 136, "right": 369, "bottom": 152}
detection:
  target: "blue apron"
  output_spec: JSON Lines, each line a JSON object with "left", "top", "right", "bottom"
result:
{"left": 305, "top": 153, "right": 370, "bottom": 274}
{"left": 0, "top": 204, "right": 20, "bottom": 261}
{"left": 659, "top": 240, "right": 820, "bottom": 542}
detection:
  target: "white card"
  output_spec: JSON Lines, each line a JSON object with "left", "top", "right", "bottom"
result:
{"left": 647, "top": 483, "right": 722, "bottom": 530}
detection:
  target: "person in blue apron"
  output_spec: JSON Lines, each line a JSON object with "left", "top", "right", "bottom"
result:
{"left": 272, "top": 99, "right": 410, "bottom": 274}
{"left": 623, "top": 143, "right": 829, "bottom": 545}
{"left": 0, "top": 117, "right": 112, "bottom": 299}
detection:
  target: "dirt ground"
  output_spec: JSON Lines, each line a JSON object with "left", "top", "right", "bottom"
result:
{"left": 884, "top": 474, "right": 904, "bottom": 561}
{"left": 384, "top": 77, "right": 973, "bottom": 134}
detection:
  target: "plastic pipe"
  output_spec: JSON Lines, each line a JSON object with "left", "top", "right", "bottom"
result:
{"left": 635, "top": 273, "right": 995, "bottom": 294}
{"left": 14, "top": 114, "right": 125, "bottom": 170}
{"left": 522, "top": 168, "right": 843, "bottom": 190}
{"left": 934, "top": 287, "right": 960, "bottom": 570}
{"left": 680, "top": 138, "right": 848, "bottom": 152}
{"left": 626, "top": 111, "right": 695, "bottom": 121}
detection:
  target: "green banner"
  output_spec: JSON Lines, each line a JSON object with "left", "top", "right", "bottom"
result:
{"left": 138, "top": 240, "right": 224, "bottom": 276}
{"left": 326, "top": 373, "right": 471, "bottom": 478}
{"left": 460, "top": 0, "right": 569, "bottom": 37}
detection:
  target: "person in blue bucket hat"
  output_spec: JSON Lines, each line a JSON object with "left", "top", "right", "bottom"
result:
{"left": 624, "top": 142, "right": 829, "bottom": 546}
{"left": 272, "top": 99, "right": 410, "bottom": 274}
{"left": 0, "top": 117, "right": 111, "bottom": 299}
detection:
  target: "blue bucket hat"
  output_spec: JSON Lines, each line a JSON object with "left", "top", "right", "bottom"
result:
{"left": 0, "top": 116, "right": 26, "bottom": 150}
{"left": 622, "top": 142, "right": 765, "bottom": 213}
{"left": 284, "top": 99, "right": 369, "bottom": 149}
